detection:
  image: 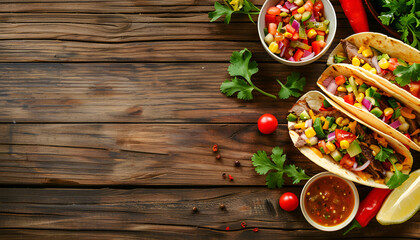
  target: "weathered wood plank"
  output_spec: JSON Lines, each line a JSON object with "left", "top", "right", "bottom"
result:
{"left": 0, "top": 62, "right": 322, "bottom": 123}
{"left": 0, "top": 123, "right": 324, "bottom": 185}
{"left": 0, "top": 188, "right": 418, "bottom": 239}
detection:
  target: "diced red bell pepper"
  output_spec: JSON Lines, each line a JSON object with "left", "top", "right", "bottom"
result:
{"left": 303, "top": 0, "right": 313, "bottom": 11}
{"left": 292, "top": 32, "right": 299, "bottom": 41}
{"left": 267, "top": 6, "right": 281, "bottom": 15}
{"left": 388, "top": 58, "right": 399, "bottom": 71}
{"left": 282, "top": 38, "right": 290, "bottom": 48}
{"left": 343, "top": 94, "right": 354, "bottom": 105}
{"left": 312, "top": 40, "right": 326, "bottom": 55}
{"left": 265, "top": 14, "right": 281, "bottom": 25}
{"left": 316, "top": 30, "right": 325, "bottom": 36}
{"left": 340, "top": 154, "right": 356, "bottom": 169}
{"left": 335, "top": 75, "right": 346, "bottom": 85}
{"left": 307, "top": 46, "right": 313, "bottom": 52}
{"left": 294, "top": 49, "right": 304, "bottom": 61}
{"left": 268, "top": 23, "right": 278, "bottom": 35}
{"left": 314, "top": 0, "right": 324, "bottom": 12}
{"left": 285, "top": 24, "right": 296, "bottom": 34}
{"left": 409, "top": 82, "right": 420, "bottom": 98}
{"left": 380, "top": 69, "right": 389, "bottom": 75}
{"left": 301, "top": 39, "right": 309, "bottom": 45}
{"left": 292, "top": 9, "right": 298, "bottom": 15}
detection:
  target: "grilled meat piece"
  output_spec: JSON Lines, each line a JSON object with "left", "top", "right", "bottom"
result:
{"left": 341, "top": 40, "right": 374, "bottom": 67}
{"left": 289, "top": 100, "right": 311, "bottom": 116}
{"left": 360, "top": 145, "right": 386, "bottom": 179}
{"left": 379, "top": 70, "right": 396, "bottom": 82}
{"left": 294, "top": 135, "right": 307, "bottom": 148}
{"left": 356, "top": 124, "right": 378, "bottom": 145}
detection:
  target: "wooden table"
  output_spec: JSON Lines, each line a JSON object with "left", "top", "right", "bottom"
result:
{"left": 0, "top": 0, "right": 419, "bottom": 239}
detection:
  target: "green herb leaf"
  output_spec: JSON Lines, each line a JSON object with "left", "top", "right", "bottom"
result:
{"left": 392, "top": 108, "right": 401, "bottom": 119}
{"left": 386, "top": 161, "right": 409, "bottom": 189}
{"left": 375, "top": 146, "right": 394, "bottom": 162}
{"left": 394, "top": 63, "right": 420, "bottom": 87}
{"left": 251, "top": 146, "right": 310, "bottom": 189}
{"left": 220, "top": 77, "right": 254, "bottom": 100}
{"left": 277, "top": 72, "right": 307, "bottom": 99}
{"left": 334, "top": 55, "right": 347, "bottom": 63}
{"left": 228, "top": 48, "right": 259, "bottom": 81}
{"left": 208, "top": 2, "right": 235, "bottom": 24}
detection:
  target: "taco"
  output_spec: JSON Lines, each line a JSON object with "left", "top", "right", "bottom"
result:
{"left": 317, "top": 64, "right": 420, "bottom": 152}
{"left": 288, "top": 91, "right": 412, "bottom": 189}
{"left": 327, "top": 32, "right": 420, "bottom": 106}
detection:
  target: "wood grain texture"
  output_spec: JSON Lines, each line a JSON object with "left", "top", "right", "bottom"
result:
{"left": 0, "top": 188, "right": 419, "bottom": 239}
{"left": 0, "top": 62, "right": 323, "bottom": 123}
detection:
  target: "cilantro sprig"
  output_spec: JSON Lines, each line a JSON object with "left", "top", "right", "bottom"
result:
{"left": 393, "top": 63, "right": 420, "bottom": 87}
{"left": 378, "top": 0, "right": 420, "bottom": 49}
{"left": 252, "top": 146, "right": 310, "bottom": 188}
{"left": 277, "top": 72, "right": 307, "bottom": 99}
{"left": 208, "top": 0, "right": 260, "bottom": 24}
{"left": 220, "top": 48, "right": 277, "bottom": 100}
{"left": 387, "top": 160, "right": 409, "bottom": 189}
{"left": 375, "top": 146, "right": 394, "bottom": 162}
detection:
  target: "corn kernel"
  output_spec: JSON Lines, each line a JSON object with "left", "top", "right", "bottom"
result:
{"left": 378, "top": 58, "right": 390, "bottom": 69}
{"left": 352, "top": 57, "right": 361, "bottom": 67}
{"left": 341, "top": 118, "right": 350, "bottom": 125}
{"left": 307, "top": 28, "right": 317, "bottom": 39}
{"left": 369, "top": 68, "right": 377, "bottom": 74}
{"left": 305, "top": 127, "right": 317, "bottom": 138}
{"left": 294, "top": 122, "right": 306, "bottom": 129}
{"left": 337, "top": 86, "right": 347, "bottom": 92}
{"left": 336, "top": 117, "right": 343, "bottom": 125}
{"left": 297, "top": 7, "right": 305, "bottom": 14}
{"left": 358, "top": 46, "right": 367, "bottom": 54}
{"left": 360, "top": 59, "right": 365, "bottom": 64}
{"left": 268, "top": 42, "right": 279, "bottom": 53}
{"left": 284, "top": 32, "right": 293, "bottom": 38}
{"left": 362, "top": 49, "right": 373, "bottom": 58}
{"left": 370, "top": 145, "right": 380, "bottom": 156}
{"left": 326, "top": 141, "right": 336, "bottom": 152}
{"left": 340, "top": 140, "right": 350, "bottom": 149}
{"left": 384, "top": 108, "right": 394, "bottom": 117}
{"left": 264, "top": 33, "right": 274, "bottom": 45}
{"left": 362, "top": 63, "right": 372, "bottom": 70}
{"left": 275, "top": 47, "right": 281, "bottom": 54}
{"left": 354, "top": 103, "right": 362, "bottom": 108}
{"left": 398, "top": 116, "right": 406, "bottom": 123}
{"left": 356, "top": 93, "right": 364, "bottom": 103}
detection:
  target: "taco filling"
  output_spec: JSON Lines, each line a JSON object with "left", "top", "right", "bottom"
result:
{"left": 288, "top": 99, "right": 411, "bottom": 185}
{"left": 333, "top": 40, "right": 420, "bottom": 98}
{"left": 321, "top": 74, "right": 420, "bottom": 146}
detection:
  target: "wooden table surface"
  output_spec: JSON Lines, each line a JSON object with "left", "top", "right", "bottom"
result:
{"left": 0, "top": 0, "right": 419, "bottom": 239}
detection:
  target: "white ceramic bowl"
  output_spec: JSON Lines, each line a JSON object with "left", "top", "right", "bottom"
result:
{"left": 257, "top": 0, "right": 337, "bottom": 66}
{"left": 300, "top": 172, "right": 359, "bottom": 231}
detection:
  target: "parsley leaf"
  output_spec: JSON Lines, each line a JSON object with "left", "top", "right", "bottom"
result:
{"left": 208, "top": 0, "right": 260, "bottom": 24}
{"left": 386, "top": 160, "right": 409, "bottom": 189}
{"left": 394, "top": 63, "right": 420, "bottom": 87}
{"left": 277, "top": 72, "right": 307, "bottom": 99}
{"left": 375, "top": 146, "right": 394, "bottom": 162}
{"left": 251, "top": 146, "right": 310, "bottom": 188}
{"left": 220, "top": 49, "right": 277, "bottom": 100}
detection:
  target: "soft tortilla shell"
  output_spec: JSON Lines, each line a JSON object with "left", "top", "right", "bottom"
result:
{"left": 327, "top": 32, "right": 420, "bottom": 106}
{"left": 289, "top": 91, "right": 413, "bottom": 188}
{"left": 317, "top": 64, "right": 420, "bottom": 152}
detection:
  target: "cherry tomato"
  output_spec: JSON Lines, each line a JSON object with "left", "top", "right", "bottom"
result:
{"left": 335, "top": 129, "right": 356, "bottom": 144}
{"left": 258, "top": 113, "right": 278, "bottom": 134}
{"left": 279, "top": 192, "right": 299, "bottom": 211}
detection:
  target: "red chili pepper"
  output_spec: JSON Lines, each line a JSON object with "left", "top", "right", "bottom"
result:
{"left": 212, "top": 144, "right": 218, "bottom": 152}
{"left": 339, "top": 0, "right": 369, "bottom": 33}
{"left": 253, "top": 228, "right": 259, "bottom": 232}
{"left": 241, "top": 222, "right": 247, "bottom": 228}
{"left": 229, "top": 174, "right": 234, "bottom": 181}
{"left": 225, "top": 226, "right": 230, "bottom": 231}
{"left": 343, "top": 188, "right": 392, "bottom": 235}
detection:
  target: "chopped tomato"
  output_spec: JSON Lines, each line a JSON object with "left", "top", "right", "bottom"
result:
{"left": 409, "top": 82, "right": 420, "bottom": 98}
{"left": 335, "top": 75, "right": 346, "bottom": 85}
{"left": 385, "top": 114, "right": 392, "bottom": 123}
{"left": 284, "top": 48, "right": 294, "bottom": 59}
{"left": 316, "top": 30, "right": 325, "bottom": 36}
{"left": 318, "top": 140, "right": 330, "bottom": 154}
{"left": 268, "top": 23, "right": 277, "bottom": 35}
{"left": 388, "top": 58, "right": 399, "bottom": 71}
{"left": 292, "top": 9, "right": 298, "bottom": 15}
{"left": 307, "top": 46, "right": 313, "bottom": 52}
{"left": 292, "top": 32, "right": 299, "bottom": 40}
{"left": 303, "top": 0, "right": 313, "bottom": 11}
{"left": 380, "top": 69, "right": 389, "bottom": 75}
{"left": 265, "top": 14, "right": 281, "bottom": 25}
{"left": 340, "top": 154, "right": 356, "bottom": 169}
{"left": 343, "top": 94, "right": 354, "bottom": 105}
{"left": 312, "top": 41, "right": 326, "bottom": 55}
{"left": 294, "top": 49, "right": 304, "bottom": 61}
{"left": 282, "top": 38, "right": 290, "bottom": 48}
{"left": 335, "top": 129, "right": 357, "bottom": 144}
{"left": 267, "top": 6, "right": 281, "bottom": 15}
{"left": 285, "top": 24, "right": 296, "bottom": 34}
{"left": 301, "top": 39, "right": 309, "bottom": 45}
{"left": 314, "top": 0, "right": 324, "bottom": 12}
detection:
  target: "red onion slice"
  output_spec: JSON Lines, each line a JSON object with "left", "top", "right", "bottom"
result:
{"left": 305, "top": 119, "right": 313, "bottom": 128}
{"left": 327, "top": 81, "right": 338, "bottom": 94}
{"left": 284, "top": 1, "right": 297, "bottom": 10}
{"left": 301, "top": 133, "right": 308, "bottom": 140}
{"left": 280, "top": 45, "right": 287, "bottom": 57}
{"left": 322, "top": 76, "right": 334, "bottom": 87}
{"left": 352, "top": 160, "right": 371, "bottom": 171}
{"left": 309, "top": 11, "right": 316, "bottom": 22}
{"left": 328, "top": 132, "right": 336, "bottom": 142}
{"left": 390, "top": 120, "right": 401, "bottom": 129}
{"left": 292, "top": 20, "right": 300, "bottom": 32}
{"left": 300, "top": 52, "right": 315, "bottom": 61}
{"left": 362, "top": 98, "right": 373, "bottom": 111}
{"left": 288, "top": 56, "right": 296, "bottom": 62}
{"left": 372, "top": 55, "right": 381, "bottom": 74}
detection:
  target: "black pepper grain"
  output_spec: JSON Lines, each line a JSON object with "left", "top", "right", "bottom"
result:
{"left": 234, "top": 160, "right": 240, "bottom": 167}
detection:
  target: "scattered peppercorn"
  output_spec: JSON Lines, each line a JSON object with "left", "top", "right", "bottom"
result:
{"left": 212, "top": 144, "right": 218, "bottom": 152}
{"left": 192, "top": 207, "right": 198, "bottom": 213}
{"left": 216, "top": 154, "right": 221, "bottom": 160}
{"left": 225, "top": 226, "right": 230, "bottom": 231}
{"left": 229, "top": 174, "right": 233, "bottom": 181}
{"left": 219, "top": 204, "right": 225, "bottom": 210}
{"left": 241, "top": 222, "right": 247, "bottom": 228}
{"left": 222, "top": 173, "right": 226, "bottom": 179}
{"left": 253, "top": 228, "right": 259, "bottom": 232}
{"left": 234, "top": 160, "right": 240, "bottom": 167}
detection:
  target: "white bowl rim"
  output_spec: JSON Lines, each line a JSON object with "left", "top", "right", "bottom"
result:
{"left": 300, "top": 171, "right": 360, "bottom": 231}
{"left": 257, "top": 0, "right": 337, "bottom": 66}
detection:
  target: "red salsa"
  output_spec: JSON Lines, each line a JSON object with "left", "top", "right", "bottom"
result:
{"left": 304, "top": 176, "right": 355, "bottom": 226}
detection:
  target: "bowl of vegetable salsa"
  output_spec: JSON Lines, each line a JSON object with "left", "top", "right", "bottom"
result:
{"left": 258, "top": 0, "right": 337, "bottom": 66}
{"left": 300, "top": 172, "right": 359, "bottom": 231}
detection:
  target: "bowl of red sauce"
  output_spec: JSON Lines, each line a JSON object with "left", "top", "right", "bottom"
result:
{"left": 300, "top": 172, "right": 359, "bottom": 231}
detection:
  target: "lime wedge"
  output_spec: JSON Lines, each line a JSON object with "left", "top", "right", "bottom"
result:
{"left": 377, "top": 169, "right": 420, "bottom": 225}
